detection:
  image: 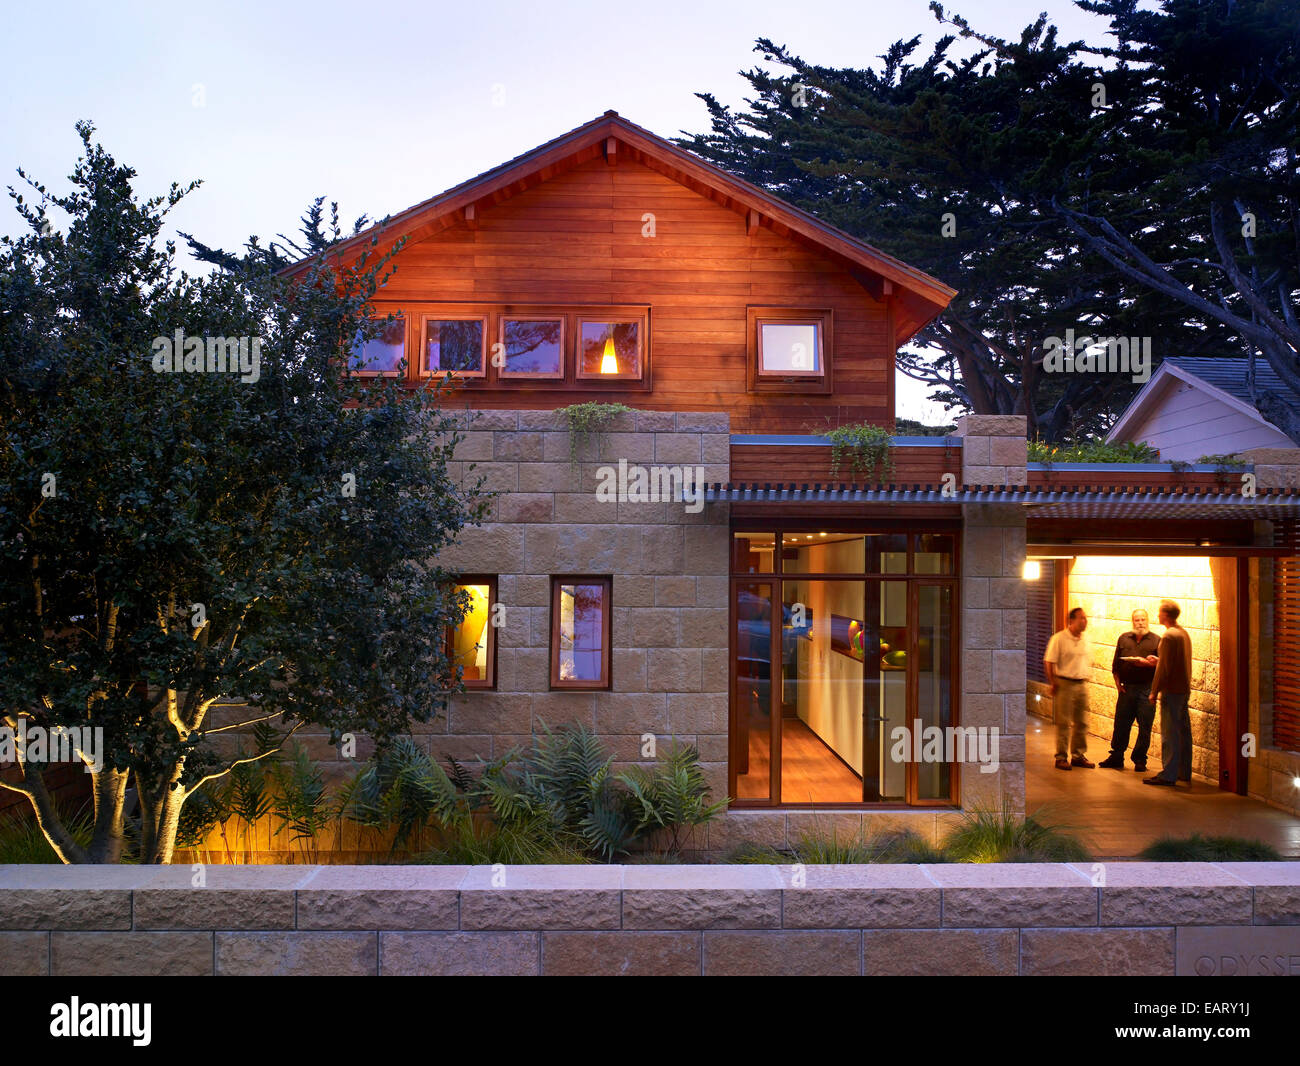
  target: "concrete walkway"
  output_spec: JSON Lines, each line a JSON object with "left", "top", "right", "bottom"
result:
{"left": 1025, "top": 714, "right": 1300, "bottom": 858}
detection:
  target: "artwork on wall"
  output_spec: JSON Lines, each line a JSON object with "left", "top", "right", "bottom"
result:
{"left": 830, "top": 613, "right": 907, "bottom": 669}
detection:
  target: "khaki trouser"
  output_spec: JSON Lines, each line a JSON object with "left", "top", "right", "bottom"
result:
{"left": 1054, "top": 678, "right": 1089, "bottom": 761}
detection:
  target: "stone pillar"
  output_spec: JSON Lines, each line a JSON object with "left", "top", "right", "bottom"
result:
{"left": 955, "top": 415, "right": 1028, "bottom": 815}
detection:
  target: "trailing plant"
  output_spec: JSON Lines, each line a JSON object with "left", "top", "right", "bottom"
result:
{"left": 1028, "top": 440, "right": 1160, "bottom": 464}
{"left": 555, "top": 402, "right": 633, "bottom": 468}
{"left": 824, "top": 422, "right": 894, "bottom": 482}
{"left": 618, "top": 742, "right": 729, "bottom": 856}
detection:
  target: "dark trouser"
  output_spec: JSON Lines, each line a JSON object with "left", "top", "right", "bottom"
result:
{"left": 1154, "top": 692, "right": 1193, "bottom": 783}
{"left": 1108, "top": 686, "right": 1154, "bottom": 764}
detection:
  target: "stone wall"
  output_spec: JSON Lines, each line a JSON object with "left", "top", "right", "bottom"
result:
{"left": 4, "top": 862, "right": 1298, "bottom": 976}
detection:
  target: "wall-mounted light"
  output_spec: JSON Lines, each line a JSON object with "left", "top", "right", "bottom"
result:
{"left": 599, "top": 335, "right": 619, "bottom": 375}
{"left": 1022, "top": 560, "right": 1042, "bottom": 581}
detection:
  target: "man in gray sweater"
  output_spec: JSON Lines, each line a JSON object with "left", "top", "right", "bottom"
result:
{"left": 1144, "top": 599, "right": 1194, "bottom": 787}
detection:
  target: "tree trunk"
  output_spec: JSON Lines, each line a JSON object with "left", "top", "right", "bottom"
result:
{"left": 87, "top": 768, "right": 129, "bottom": 863}
{"left": 135, "top": 762, "right": 188, "bottom": 864}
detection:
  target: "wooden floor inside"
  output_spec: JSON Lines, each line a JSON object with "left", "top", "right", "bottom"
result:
{"left": 736, "top": 710, "right": 863, "bottom": 803}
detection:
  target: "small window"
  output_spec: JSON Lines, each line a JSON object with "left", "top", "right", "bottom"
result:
{"left": 352, "top": 316, "right": 406, "bottom": 375}
{"left": 447, "top": 576, "right": 496, "bottom": 689}
{"left": 759, "top": 323, "right": 821, "bottom": 377}
{"left": 577, "top": 319, "right": 643, "bottom": 380}
{"left": 424, "top": 317, "right": 486, "bottom": 378}
{"left": 500, "top": 316, "right": 565, "bottom": 379}
{"left": 747, "top": 307, "right": 832, "bottom": 393}
{"left": 550, "top": 577, "right": 611, "bottom": 689}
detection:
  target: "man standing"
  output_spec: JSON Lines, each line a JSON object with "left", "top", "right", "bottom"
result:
{"left": 1044, "top": 607, "right": 1095, "bottom": 770}
{"left": 1098, "top": 609, "right": 1160, "bottom": 772}
{"left": 1145, "top": 599, "right": 1194, "bottom": 787}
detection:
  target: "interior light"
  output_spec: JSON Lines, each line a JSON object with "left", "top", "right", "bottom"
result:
{"left": 1022, "top": 560, "right": 1042, "bottom": 581}
{"left": 819, "top": 532, "right": 827, "bottom": 537}
{"left": 599, "top": 335, "right": 619, "bottom": 375}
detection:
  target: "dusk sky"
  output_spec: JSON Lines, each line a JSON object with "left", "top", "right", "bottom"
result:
{"left": 1, "top": 0, "right": 1116, "bottom": 422}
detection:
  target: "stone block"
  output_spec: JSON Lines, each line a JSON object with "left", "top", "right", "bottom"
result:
{"left": 927, "top": 864, "right": 1097, "bottom": 927}
{"left": 459, "top": 865, "right": 623, "bottom": 930}
{"left": 1072, "top": 862, "right": 1253, "bottom": 926}
{"left": 622, "top": 865, "right": 782, "bottom": 929}
{"left": 703, "top": 930, "right": 860, "bottom": 976}
{"left": 381, "top": 931, "right": 538, "bottom": 975}
{"left": 295, "top": 866, "right": 465, "bottom": 930}
{"left": 52, "top": 931, "right": 214, "bottom": 976}
{"left": 863, "top": 928, "right": 1018, "bottom": 976}
{"left": 781, "top": 865, "right": 941, "bottom": 929}
{"left": 0, "top": 931, "right": 48, "bottom": 975}
{"left": 216, "top": 932, "right": 377, "bottom": 975}
{"left": 542, "top": 931, "right": 700, "bottom": 975}
{"left": 1021, "top": 927, "right": 1175, "bottom": 976}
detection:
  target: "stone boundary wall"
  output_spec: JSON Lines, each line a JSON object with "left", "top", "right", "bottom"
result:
{"left": 3, "top": 862, "right": 1298, "bottom": 976}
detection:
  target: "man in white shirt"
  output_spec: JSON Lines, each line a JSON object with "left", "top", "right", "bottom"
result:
{"left": 1043, "top": 607, "right": 1095, "bottom": 770}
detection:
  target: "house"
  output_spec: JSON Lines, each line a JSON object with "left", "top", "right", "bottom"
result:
{"left": 286, "top": 113, "right": 1300, "bottom": 849}
{"left": 1107, "top": 356, "right": 1298, "bottom": 460}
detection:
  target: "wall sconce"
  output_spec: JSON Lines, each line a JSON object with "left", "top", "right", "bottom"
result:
{"left": 1022, "top": 560, "right": 1042, "bottom": 581}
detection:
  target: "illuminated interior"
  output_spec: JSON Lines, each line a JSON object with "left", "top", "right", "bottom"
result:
{"left": 558, "top": 582, "right": 606, "bottom": 682}
{"left": 450, "top": 583, "right": 491, "bottom": 682}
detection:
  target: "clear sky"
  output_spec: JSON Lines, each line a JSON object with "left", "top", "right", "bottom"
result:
{"left": 1, "top": 0, "right": 1115, "bottom": 422}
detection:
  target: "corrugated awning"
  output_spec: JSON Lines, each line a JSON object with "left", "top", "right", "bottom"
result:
{"left": 703, "top": 483, "right": 1300, "bottom": 520}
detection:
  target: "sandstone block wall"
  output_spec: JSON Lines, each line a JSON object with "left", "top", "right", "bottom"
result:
{"left": 4, "top": 862, "right": 1297, "bottom": 976}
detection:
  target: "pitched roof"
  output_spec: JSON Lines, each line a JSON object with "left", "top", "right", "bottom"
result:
{"left": 283, "top": 111, "right": 955, "bottom": 344}
{"left": 1161, "top": 356, "right": 1288, "bottom": 406}
{"left": 1107, "top": 355, "right": 1297, "bottom": 445}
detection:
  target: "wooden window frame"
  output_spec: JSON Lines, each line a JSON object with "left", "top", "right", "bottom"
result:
{"left": 575, "top": 312, "right": 649, "bottom": 382}
{"left": 727, "top": 520, "right": 961, "bottom": 809}
{"left": 746, "top": 306, "right": 833, "bottom": 395}
{"left": 446, "top": 575, "right": 497, "bottom": 690}
{"left": 549, "top": 575, "right": 613, "bottom": 690}
{"left": 351, "top": 312, "right": 409, "bottom": 378}
{"left": 498, "top": 314, "right": 567, "bottom": 381}
{"left": 420, "top": 313, "right": 489, "bottom": 380}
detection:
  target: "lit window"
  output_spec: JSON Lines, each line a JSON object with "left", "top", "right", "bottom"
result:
{"left": 500, "top": 317, "right": 564, "bottom": 378}
{"left": 759, "top": 322, "right": 821, "bottom": 377}
{"left": 352, "top": 316, "right": 406, "bottom": 375}
{"left": 447, "top": 576, "right": 496, "bottom": 689}
{"left": 578, "top": 319, "right": 642, "bottom": 379}
{"left": 550, "top": 577, "right": 611, "bottom": 689}
{"left": 424, "top": 318, "right": 486, "bottom": 377}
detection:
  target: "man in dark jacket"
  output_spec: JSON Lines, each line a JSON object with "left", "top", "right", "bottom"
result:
{"left": 1145, "top": 599, "right": 1195, "bottom": 787}
{"left": 1098, "top": 609, "right": 1160, "bottom": 772}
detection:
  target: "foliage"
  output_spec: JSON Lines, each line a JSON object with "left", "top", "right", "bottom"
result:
{"left": 555, "top": 402, "right": 633, "bottom": 468}
{"left": 618, "top": 741, "right": 730, "bottom": 855}
{"left": 1197, "top": 453, "right": 1247, "bottom": 468}
{"left": 0, "top": 124, "right": 488, "bottom": 863}
{"left": 824, "top": 422, "right": 894, "bottom": 481}
{"left": 269, "top": 744, "right": 331, "bottom": 863}
{"left": 0, "top": 805, "right": 96, "bottom": 864}
{"left": 1028, "top": 439, "right": 1160, "bottom": 464}
{"left": 940, "top": 804, "right": 1090, "bottom": 863}
{"left": 1138, "top": 833, "right": 1282, "bottom": 862}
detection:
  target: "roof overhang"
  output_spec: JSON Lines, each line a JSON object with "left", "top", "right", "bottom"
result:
{"left": 280, "top": 112, "right": 956, "bottom": 345}
{"left": 701, "top": 482, "right": 1300, "bottom": 522}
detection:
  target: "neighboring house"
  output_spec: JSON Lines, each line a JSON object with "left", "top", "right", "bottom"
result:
{"left": 1108, "top": 356, "right": 1298, "bottom": 460}
{"left": 280, "top": 113, "right": 1300, "bottom": 847}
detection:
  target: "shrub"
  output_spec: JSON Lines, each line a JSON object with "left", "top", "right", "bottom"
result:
{"left": 1029, "top": 439, "right": 1160, "bottom": 464}
{"left": 941, "top": 804, "right": 1090, "bottom": 862}
{"left": 1138, "top": 833, "right": 1283, "bottom": 861}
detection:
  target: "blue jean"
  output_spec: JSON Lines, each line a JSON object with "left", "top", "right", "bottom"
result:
{"left": 1109, "top": 686, "right": 1154, "bottom": 765}
{"left": 1154, "top": 692, "right": 1192, "bottom": 783}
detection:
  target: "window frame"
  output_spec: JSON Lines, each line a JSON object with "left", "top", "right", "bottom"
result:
{"left": 420, "top": 312, "right": 489, "bottom": 380}
{"left": 497, "top": 314, "right": 567, "bottom": 381}
{"left": 746, "top": 306, "right": 833, "bottom": 395}
{"left": 351, "top": 312, "right": 410, "bottom": 378}
{"left": 549, "top": 575, "right": 613, "bottom": 690}
{"left": 446, "top": 574, "right": 497, "bottom": 690}
{"left": 575, "top": 312, "right": 648, "bottom": 382}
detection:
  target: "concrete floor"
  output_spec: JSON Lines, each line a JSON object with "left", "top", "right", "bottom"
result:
{"left": 1025, "top": 714, "right": 1300, "bottom": 858}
